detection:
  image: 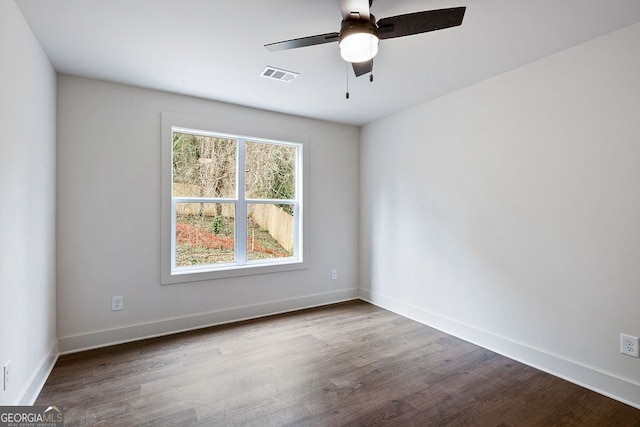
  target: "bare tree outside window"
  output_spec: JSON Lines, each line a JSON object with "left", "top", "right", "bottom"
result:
{"left": 245, "top": 141, "right": 296, "bottom": 213}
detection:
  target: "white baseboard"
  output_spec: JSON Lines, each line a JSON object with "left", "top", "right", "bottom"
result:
{"left": 359, "top": 288, "right": 640, "bottom": 410}
{"left": 58, "top": 289, "right": 359, "bottom": 354}
{"left": 18, "top": 340, "right": 58, "bottom": 405}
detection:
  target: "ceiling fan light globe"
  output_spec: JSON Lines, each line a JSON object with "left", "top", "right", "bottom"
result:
{"left": 339, "top": 32, "right": 379, "bottom": 63}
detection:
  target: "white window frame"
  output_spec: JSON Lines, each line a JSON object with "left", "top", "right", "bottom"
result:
{"left": 161, "top": 112, "right": 309, "bottom": 284}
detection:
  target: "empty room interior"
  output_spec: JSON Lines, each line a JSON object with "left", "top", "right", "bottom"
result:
{"left": 2, "top": 0, "right": 640, "bottom": 424}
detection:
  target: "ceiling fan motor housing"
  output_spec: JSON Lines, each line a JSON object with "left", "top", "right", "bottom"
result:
{"left": 339, "top": 16, "right": 380, "bottom": 63}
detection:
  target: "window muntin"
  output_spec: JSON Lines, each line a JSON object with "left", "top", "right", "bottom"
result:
{"left": 168, "top": 126, "right": 303, "bottom": 279}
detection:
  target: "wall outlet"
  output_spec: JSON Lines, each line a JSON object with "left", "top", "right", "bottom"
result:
{"left": 111, "top": 296, "right": 124, "bottom": 311}
{"left": 331, "top": 269, "right": 337, "bottom": 281}
{"left": 620, "top": 333, "right": 639, "bottom": 358}
{"left": 3, "top": 360, "right": 10, "bottom": 391}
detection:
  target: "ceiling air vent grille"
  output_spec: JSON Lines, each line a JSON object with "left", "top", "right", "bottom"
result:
{"left": 261, "top": 66, "right": 298, "bottom": 83}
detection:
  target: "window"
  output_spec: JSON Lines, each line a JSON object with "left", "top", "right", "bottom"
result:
{"left": 161, "top": 113, "right": 307, "bottom": 284}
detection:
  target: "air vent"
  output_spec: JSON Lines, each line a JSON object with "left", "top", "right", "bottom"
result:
{"left": 261, "top": 66, "right": 298, "bottom": 83}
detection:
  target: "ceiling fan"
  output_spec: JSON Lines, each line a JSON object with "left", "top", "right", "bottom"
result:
{"left": 265, "top": 0, "right": 466, "bottom": 78}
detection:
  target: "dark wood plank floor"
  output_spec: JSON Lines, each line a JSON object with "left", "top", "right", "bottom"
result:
{"left": 37, "top": 300, "right": 640, "bottom": 426}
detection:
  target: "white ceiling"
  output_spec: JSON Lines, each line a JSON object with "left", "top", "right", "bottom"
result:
{"left": 15, "top": 0, "right": 640, "bottom": 126}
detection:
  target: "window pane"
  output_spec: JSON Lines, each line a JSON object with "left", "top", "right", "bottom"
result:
{"left": 175, "top": 203, "right": 235, "bottom": 266}
{"left": 247, "top": 203, "right": 294, "bottom": 261}
{"left": 245, "top": 142, "right": 296, "bottom": 202}
{"left": 172, "top": 132, "right": 237, "bottom": 198}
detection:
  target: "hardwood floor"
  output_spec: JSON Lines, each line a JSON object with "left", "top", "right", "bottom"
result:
{"left": 37, "top": 300, "right": 640, "bottom": 426}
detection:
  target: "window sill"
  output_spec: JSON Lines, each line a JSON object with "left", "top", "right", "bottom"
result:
{"left": 161, "top": 258, "right": 308, "bottom": 285}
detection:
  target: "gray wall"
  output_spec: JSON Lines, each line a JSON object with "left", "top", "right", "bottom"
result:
{"left": 360, "top": 23, "right": 640, "bottom": 407}
{"left": 0, "top": 0, "right": 57, "bottom": 405}
{"left": 56, "top": 75, "right": 360, "bottom": 352}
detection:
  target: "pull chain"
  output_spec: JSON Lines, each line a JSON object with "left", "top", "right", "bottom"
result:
{"left": 345, "top": 63, "right": 350, "bottom": 99}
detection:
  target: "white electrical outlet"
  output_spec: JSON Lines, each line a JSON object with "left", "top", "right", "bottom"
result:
{"left": 3, "top": 360, "right": 10, "bottom": 391}
{"left": 112, "top": 296, "right": 124, "bottom": 311}
{"left": 620, "top": 333, "right": 639, "bottom": 358}
{"left": 331, "top": 269, "right": 337, "bottom": 280}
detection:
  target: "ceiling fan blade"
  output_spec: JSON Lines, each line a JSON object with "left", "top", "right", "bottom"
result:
{"left": 352, "top": 59, "right": 373, "bottom": 77}
{"left": 265, "top": 32, "right": 340, "bottom": 51}
{"left": 338, "top": 0, "right": 370, "bottom": 20}
{"left": 377, "top": 7, "right": 466, "bottom": 40}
